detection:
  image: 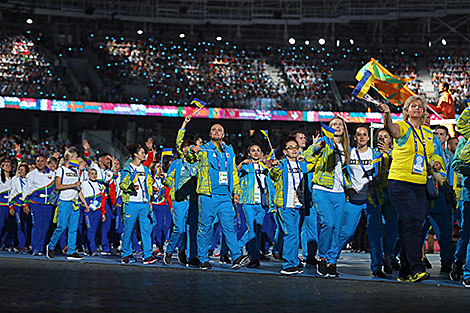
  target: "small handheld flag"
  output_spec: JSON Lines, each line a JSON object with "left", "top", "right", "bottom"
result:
{"left": 321, "top": 123, "right": 336, "bottom": 139}
{"left": 189, "top": 98, "right": 208, "bottom": 118}
{"left": 68, "top": 160, "right": 80, "bottom": 168}
{"left": 267, "top": 148, "right": 277, "bottom": 160}
{"left": 260, "top": 130, "right": 273, "bottom": 151}
{"left": 161, "top": 148, "right": 173, "bottom": 158}
{"left": 191, "top": 98, "right": 207, "bottom": 109}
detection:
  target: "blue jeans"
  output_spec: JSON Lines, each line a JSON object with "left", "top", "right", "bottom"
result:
{"left": 197, "top": 194, "right": 242, "bottom": 263}
{"left": 455, "top": 202, "right": 470, "bottom": 262}
{"left": 100, "top": 200, "right": 112, "bottom": 253}
{"left": 389, "top": 180, "right": 428, "bottom": 276}
{"left": 48, "top": 201, "right": 80, "bottom": 254}
{"left": 301, "top": 210, "right": 318, "bottom": 260}
{"left": 278, "top": 206, "right": 301, "bottom": 269}
{"left": 313, "top": 189, "right": 346, "bottom": 264}
{"left": 122, "top": 201, "right": 153, "bottom": 259}
{"left": 382, "top": 192, "right": 399, "bottom": 260}
{"left": 422, "top": 187, "right": 455, "bottom": 268}
{"left": 239, "top": 204, "right": 266, "bottom": 261}
{"left": 30, "top": 203, "right": 53, "bottom": 253}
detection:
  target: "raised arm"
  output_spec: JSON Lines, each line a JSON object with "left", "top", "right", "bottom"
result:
{"left": 377, "top": 102, "right": 400, "bottom": 139}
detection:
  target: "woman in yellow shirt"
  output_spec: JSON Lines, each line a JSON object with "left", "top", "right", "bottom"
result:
{"left": 378, "top": 95, "right": 442, "bottom": 283}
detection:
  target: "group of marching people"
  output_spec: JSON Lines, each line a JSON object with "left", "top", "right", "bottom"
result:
{"left": 1, "top": 97, "right": 470, "bottom": 285}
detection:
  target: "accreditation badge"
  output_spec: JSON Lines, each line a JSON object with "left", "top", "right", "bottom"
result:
{"left": 219, "top": 171, "right": 228, "bottom": 185}
{"left": 412, "top": 154, "right": 425, "bottom": 175}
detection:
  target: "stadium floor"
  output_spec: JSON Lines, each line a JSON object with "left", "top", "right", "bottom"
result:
{"left": 0, "top": 251, "right": 468, "bottom": 312}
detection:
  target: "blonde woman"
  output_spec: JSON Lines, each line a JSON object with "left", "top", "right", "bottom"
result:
{"left": 304, "top": 116, "right": 352, "bottom": 277}
{"left": 378, "top": 95, "right": 443, "bottom": 282}
{"left": 46, "top": 150, "right": 89, "bottom": 260}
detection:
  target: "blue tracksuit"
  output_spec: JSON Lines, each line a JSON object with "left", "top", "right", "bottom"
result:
{"left": 196, "top": 142, "right": 242, "bottom": 264}
{"left": 238, "top": 161, "right": 269, "bottom": 261}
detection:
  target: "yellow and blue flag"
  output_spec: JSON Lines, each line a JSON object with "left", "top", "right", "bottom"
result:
{"left": 321, "top": 123, "right": 336, "bottom": 139}
{"left": 161, "top": 148, "right": 173, "bottom": 157}
{"left": 352, "top": 70, "right": 374, "bottom": 99}
{"left": 267, "top": 148, "right": 277, "bottom": 160}
{"left": 68, "top": 160, "right": 80, "bottom": 168}
{"left": 191, "top": 98, "right": 207, "bottom": 109}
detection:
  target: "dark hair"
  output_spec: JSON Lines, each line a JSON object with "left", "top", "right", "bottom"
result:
{"left": 354, "top": 124, "right": 369, "bottom": 135}
{"left": 47, "top": 156, "right": 58, "bottom": 164}
{"left": 448, "top": 137, "right": 459, "bottom": 144}
{"left": 435, "top": 125, "right": 449, "bottom": 136}
{"left": 288, "top": 130, "right": 305, "bottom": 137}
{"left": 246, "top": 143, "right": 263, "bottom": 158}
{"left": 127, "top": 143, "right": 143, "bottom": 159}
{"left": 0, "top": 157, "right": 12, "bottom": 183}
{"left": 283, "top": 137, "right": 298, "bottom": 150}
{"left": 441, "top": 82, "right": 450, "bottom": 90}
{"left": 374, "top": 128, "right": 391, "bottom": 148}
{"left": 98, "top": 152, "right": 111, "bottom": 159}
{"left": 17, "top": 163, "right": 29, "bottom": 177}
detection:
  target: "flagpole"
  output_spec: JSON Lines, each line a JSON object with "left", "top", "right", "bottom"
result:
{"left": 426, "top": 105, "right": 444, "bottom": 120}
{"left": 189, "top": 106, "right": 205, "bottom": 117}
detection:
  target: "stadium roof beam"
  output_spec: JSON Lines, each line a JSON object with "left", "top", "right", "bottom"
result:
{"left": 432, "top": 16, "right": 470, "bottom": 45}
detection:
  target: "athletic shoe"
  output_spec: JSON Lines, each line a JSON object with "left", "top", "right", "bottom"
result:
{"left": 383, "top": 256, "right": 393, "bottom": 274}
{"left": 259, "top": 253, "right": 270, "bottom": 261}
{"left": 128, "top": 256, "right": 137, "bottom": 263}
{"left": 186, "top": 257, "right": 202, "bottom": 268}
{"left": 19, "top": 247, "right": 27, "bottom": 255}
{"left": 92, "top": 250, "right": 99, "bottom": 257}
{"left": 67, "top": 252, "right": 83, "bottom": 260}
{"left": 410, "top": 271, "right": 430, "bottom": 283}
{"left": 143, "top": 255, "right": 158, "bottom": 265}
{"left": 423, "top": 258, "right": 432, "bottom": 269}
{"left": 391, "top": 261, "right": 401, "bottom": 272}
{"left": 280, "top": 267, "right": 300, "bottom": 275}
{"left": 46, "top": 245, "right": 54, "bottom": 259}
{"left": 134, "top": 250, "right": 143, "bottom": 255}
{"left": 397, "top": 275, "right": 412, "bottom": 282}
{"left": 450, "top": 261, "right": 464, "bottom": 282}
{"left": 463, "top": 278, "right": 470, "bottom": 288}
{"left": 317, "top": 259, "right": 327, "bottom": 276}
{"left": 101, "top": 251, "right": 111, "bottom": 256}
{"left": 305, "top": 257, "right": 318, "bottom": 267}
{"left": 178, "top": 250, "right": 188, "bottom": 265}
{"left": 219, "top": 255, "right": 231, "bottom": 265}
{"left": 440, "top": 265, "right": 452, "bottom": 274}
{"left": 272, "top": 252, "right": 282, "bottom": 261}
{"left": 326, "top": 263, "right": 339, "bottom": 277}
{"left": 163, "top": 252, "right": 173, "bottom": 265}
{"left": 122, "top": 256, "right": 131, "bottom": 264}
{"left": 247, "top": 259, "right": 261, "bottom": 268}
{"left": 201, "top": 261, "right": 212, "bottom": 270}
{"left": 372, "top": 269, "right": 386, "bottom": 278}
{"left": 232, "top": 255, "right": 250, "bottom": 269}
{"left": 32, "top": 250, "right": 40, "bottom": 256}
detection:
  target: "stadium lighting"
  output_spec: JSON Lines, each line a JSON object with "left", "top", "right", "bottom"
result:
{"left": 336, "top": 39, "right": 340, "bottom": 47}
{"left": 305, "top": 40, "right": 310, "bottom": 45}
{"left": 216, "top": 36, "right": 222, "bottom": 41}
{"left": 137, "top": 29, "right": 144, "bottom": 35}
{"left": 289, "top": 37, "right": 296, "bottom": 45}
{"left": 179, "top": 33, "right": 185, "bottom": 39}
{"left": 349, "top": 38, "right": 354, "bottom": 45}
{"left": 441, "top": 38, "right": 447, "bottom": 46}
{"left": 428, "top": 41, "right": 432, "bottom": 47}
{"left": 26, "top": 18, "right": 33, "bottom": 24}
{"left": 318, "top": 38, "right": 326, "bottom": 45}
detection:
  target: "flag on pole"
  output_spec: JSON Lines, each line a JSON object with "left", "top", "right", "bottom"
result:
{"left": 260, "top": 130, "right": 273, "bottom": 150}
{"left": 267, "top": 148, "right": 277, "bottom": 160}
{"left": 191, "top": 98, "right": 207, "bottom": 109}
{"left": 161, "top": 148, "right": 173, "bottom": 158}
{"left": 353, "top": 58, "right": 414, "bottom": 106}
{"left": 321, "top": 123, "right": 336, "bottom": 139}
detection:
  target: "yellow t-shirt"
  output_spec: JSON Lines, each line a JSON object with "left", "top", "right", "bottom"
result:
{"left": 389, "top": 121, "right": 435, "bottom": 184}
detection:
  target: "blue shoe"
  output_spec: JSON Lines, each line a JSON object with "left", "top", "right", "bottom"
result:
{"left": 32, "top": 249, "right": 40, "bottom": 256}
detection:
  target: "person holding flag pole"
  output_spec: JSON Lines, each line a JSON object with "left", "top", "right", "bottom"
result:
{"left": 304, "top": 117, "right": 352, "bottom": 277}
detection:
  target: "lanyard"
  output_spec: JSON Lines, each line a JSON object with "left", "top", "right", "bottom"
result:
{"left": 19, "top": 177, "right": 25, "bottom": 191}
{"left": 407, "top": 121, "right": 427, "bottom": 156}
{"left": 182, "top": 160, "right": 195, "bottom": 177}
{"left": 88, "top": 181, "right": 97, "bottom": 200}
{"left": 253, "top": 162, "right": 265, "bottom": 190}
{"left": 355, "top": 148, "right": 373, "bottom": 183}
{"left": 286, "top": 159, "right": 302, "bottom": 188}
{"left": 131, "top": 164, "right": 148, "bottom": 201}
{"left": 214, "top": 146, "right": 228, "bottom": 171}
